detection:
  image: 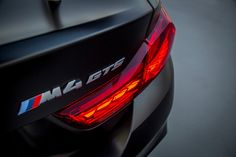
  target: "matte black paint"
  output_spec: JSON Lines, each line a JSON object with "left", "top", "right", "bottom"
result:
{"left": 1, "top": 0, "right": 174, "bottom": 156}
{"left": 1, "top": 10, "right": 152, "bottom": 132}
{"left": 0, "top": 0, "right": 152, "bottom": 46}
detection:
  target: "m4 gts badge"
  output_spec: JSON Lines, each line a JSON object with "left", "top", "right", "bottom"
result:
{"left": 18, "top": 57, "right": 125, "bottom": 115}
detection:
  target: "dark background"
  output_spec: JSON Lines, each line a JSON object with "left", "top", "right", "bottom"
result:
{"left": 149, "top": 0, "right": 236, "bottom": 156}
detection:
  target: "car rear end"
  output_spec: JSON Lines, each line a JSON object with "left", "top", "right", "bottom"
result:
{"left": 0, "top": 0, "right": 175, "bottom": 156}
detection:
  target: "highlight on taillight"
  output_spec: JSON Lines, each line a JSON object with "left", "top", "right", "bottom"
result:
{"left": 144, "top": 7, "right": 175, "bottom": 82}
{"left": 55, "top": 7, "right": 175, "bottom": 129}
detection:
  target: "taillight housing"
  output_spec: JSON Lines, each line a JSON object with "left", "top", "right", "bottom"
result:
{"left": 55, "top": 7, "right": 175, "bottom": 129}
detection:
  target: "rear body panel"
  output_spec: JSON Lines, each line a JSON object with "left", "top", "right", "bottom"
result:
{"left": 5, "top": 58, "right": 173, "bottom": 157}
{"left": 1, "top": 0, "right": 174, "bottom": 156}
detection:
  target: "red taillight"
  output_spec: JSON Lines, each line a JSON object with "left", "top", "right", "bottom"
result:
{"left": 144, "top": 8, "right": 175, "bottom": 82}
{"left": 74, "top": 79, "right": 141, "bottom": 125}
{"left": 55, "top": 7, "right": 175, "bottom": 129}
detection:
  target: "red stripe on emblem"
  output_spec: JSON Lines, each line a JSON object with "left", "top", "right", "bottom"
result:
{"left": 32, "top": 94, "right": 42, "bottom": 109}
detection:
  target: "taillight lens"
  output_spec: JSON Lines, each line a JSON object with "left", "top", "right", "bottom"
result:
{"left": 55, "top": 7, "right": 175, "bottom": 129}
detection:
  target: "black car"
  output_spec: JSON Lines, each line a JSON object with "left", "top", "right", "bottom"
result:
{"left": 0, "top": 0, "right": 175, "bottom": 156}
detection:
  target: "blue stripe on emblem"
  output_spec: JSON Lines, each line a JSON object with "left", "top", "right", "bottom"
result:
{"left": 18, "top": 99, "right": 30, "bottom": 115}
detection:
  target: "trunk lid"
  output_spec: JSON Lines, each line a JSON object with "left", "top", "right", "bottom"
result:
{"left": 0, "top": 0, "right": 154, "bottom": 131}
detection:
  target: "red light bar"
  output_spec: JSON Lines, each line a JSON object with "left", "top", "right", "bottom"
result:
{"left": 55, "top": 7, "right": 175, "bottom": 129}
